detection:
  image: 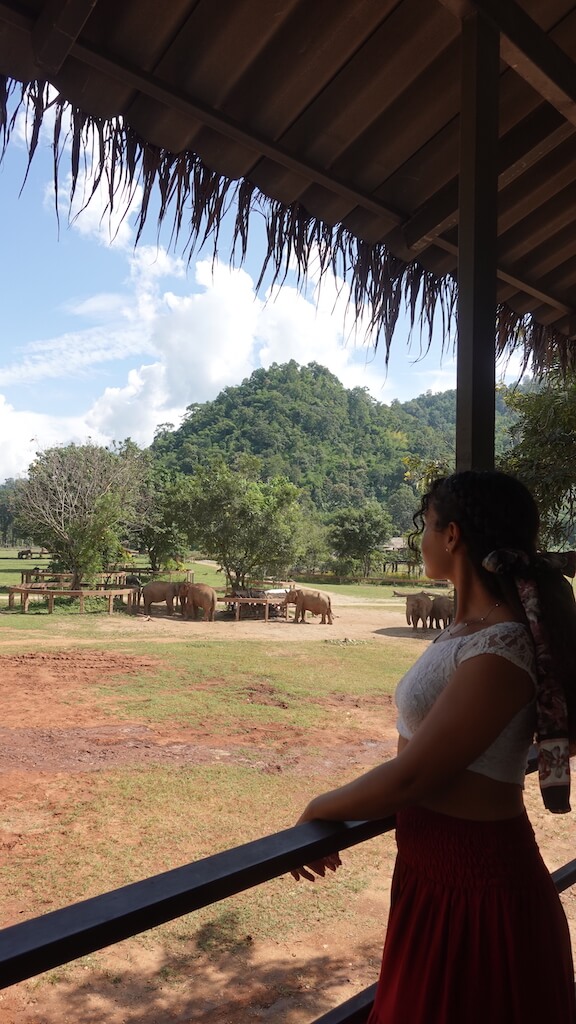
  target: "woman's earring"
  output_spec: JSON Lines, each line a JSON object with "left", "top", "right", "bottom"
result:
{"left": 445, "top": 547, "right": 450, "bottom": 553}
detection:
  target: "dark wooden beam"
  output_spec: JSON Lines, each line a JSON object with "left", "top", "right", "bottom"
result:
{"left": 0, "top": 816, "right": 394, "bottom": 989}
{"left": 456, "top": 12, "right": 499, "bottom": 471}
{"left": 2, "top": 0, "right": 576, "bottom": 333}
{"left": 442, "top": 0, "right": 576, "bottom": 127}
{"left": 32, "top": 0, "right": 97, "bottom": 74}
{"left": 402, "top": 105, "right": 574, "bottom": 253}
{"left": 0, "top": 0, "right": 405, "bottom": 234}
{"left": 427, "top": 234, "right": 575, "bottom": 318}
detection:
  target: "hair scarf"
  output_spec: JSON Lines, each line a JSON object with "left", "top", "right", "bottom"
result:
{"left": 482, "top": 548, "right": 575, "bottom": 813}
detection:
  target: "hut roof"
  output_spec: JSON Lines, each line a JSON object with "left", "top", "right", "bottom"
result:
{"left": 2, "top": 0, "right": 576, "bottom": 369}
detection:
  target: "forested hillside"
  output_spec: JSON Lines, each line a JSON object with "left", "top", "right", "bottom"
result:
{"left": 151, "top": 361, "right": 518, "bottom": 512}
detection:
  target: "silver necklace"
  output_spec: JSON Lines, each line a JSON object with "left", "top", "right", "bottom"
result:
{"left": 444, "top": 601, "right": 501, "bottom": 637}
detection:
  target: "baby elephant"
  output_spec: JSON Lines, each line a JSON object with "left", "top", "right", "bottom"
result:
{"left": 429, "top": 595, "right": 454, "bottom": 629}
{"left": 179, "top": 582, "right": 218, "bottom": 621}
{"left": 404, "top": 592, "right": 432, "bottom": 629}
{"left": 284, "top": 587, "right": 333, "bottom": 624}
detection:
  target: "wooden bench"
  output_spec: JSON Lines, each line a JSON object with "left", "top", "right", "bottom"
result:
{"left": 8, "top": 587, "right": 139, "bottom": 614}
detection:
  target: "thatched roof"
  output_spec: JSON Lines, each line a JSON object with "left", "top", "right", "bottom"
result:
{"left": 2, "top": 1, "right": 576, "bottom": 371}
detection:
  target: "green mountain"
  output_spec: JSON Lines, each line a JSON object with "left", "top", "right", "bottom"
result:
{"left": 151, "top": 361, "right": 518, "bottom": 512}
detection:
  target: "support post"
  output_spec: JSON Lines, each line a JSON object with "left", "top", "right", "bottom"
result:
{"left": 456, "top": 12, "right": 500, "bottom": 470}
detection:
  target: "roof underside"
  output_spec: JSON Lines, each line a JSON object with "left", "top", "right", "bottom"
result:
{"left": 2, "top": 0, "right": 576, "bottom": 368}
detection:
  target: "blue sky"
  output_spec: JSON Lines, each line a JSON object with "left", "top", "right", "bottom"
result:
{"left": 0, "top": 104, "right": 522, "bottom": 484}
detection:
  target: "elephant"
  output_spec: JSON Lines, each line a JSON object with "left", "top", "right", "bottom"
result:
{"left": 403, "top": 592, "right": 432, "bottom": 629}
{"left": 140, "top": 580, "right": 182, "bottom": 616}
{"left": 125, "top": 574, "right": 143, "bottom": 602}
{"left": 284, "top": 587, "right": 333, "bottom": 624}
{"left": 429, "top": 594, "right": 454, "bottom": 629}
{"left": 179, "top": 582, "right": 218, "bottom": 621}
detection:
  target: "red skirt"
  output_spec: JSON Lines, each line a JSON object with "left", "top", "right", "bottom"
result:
{"left": 368, "top": 806, "right": 575, "bottom": 1024}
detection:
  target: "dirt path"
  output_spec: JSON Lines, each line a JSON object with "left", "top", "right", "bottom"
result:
{"left": 0, "top": 593, "right": 411, "bottom": 646}
{"left": 0, "top": 600, "right": 574, "bottom": 1023}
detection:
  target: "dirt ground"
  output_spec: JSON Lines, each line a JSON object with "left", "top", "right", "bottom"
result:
{"left": 0, "top": 597, "right": 574, "bottom": 1023}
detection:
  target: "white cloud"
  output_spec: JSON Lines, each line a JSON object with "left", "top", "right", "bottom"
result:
{"left": 0, "top": 246, "right": 462, "bottom": 480}
{"left": 0, "top": 394, "right": 109, "bottom": 482}
{"left": 50, "top": 162, "right": 142, "bottom": 252}
{"left": 85, "top": 364, "right": 184, "bottom": 446}
{"left": 0, "top": 239, "right": 479, "bottom": 481}
{"left": 0, "top": 324, "right": 152, "bottom": 387}
{"left": 64, "top": 293, "right": 128, "bottom": 319}
{"left": 2, "top": 104, "right": 477, "bottom": 484}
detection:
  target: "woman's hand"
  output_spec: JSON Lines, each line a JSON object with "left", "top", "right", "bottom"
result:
{"left": 291, "top": 851, "right": 342, "bottom": 882}
{"left": 290, "top": 801, "right": 342, "bottom": 881}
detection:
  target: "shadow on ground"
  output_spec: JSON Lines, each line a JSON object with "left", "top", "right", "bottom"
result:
{"left": 11, "top": 910, "right": 381, "bottom": 1023}
{"left": 374, "top": 626, "right": 436, "bottom": 641}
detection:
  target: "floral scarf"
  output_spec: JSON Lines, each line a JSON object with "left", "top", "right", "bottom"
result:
{"left": 483, "top": 548, "right": 575, "bottom": 814}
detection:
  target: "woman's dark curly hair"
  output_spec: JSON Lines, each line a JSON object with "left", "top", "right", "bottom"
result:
{"left": 411, "top": 470, "right": 576, "bottom": 745}
{"left": 410, "top": 470, "right": 539, "bottom": 594}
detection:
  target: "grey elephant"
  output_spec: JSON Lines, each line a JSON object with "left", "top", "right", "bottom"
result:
{"left": 179, "top": 582, "right": 218, "bottom": 621}
{"left": 404, "top": 592, "right": 432, "bottom": 629}
{"left": 140, "top": 580, "right": 182, "bottom": 615}
{"left": 429, "top": 594, "right": 454, "bottom": 629}
{"left": 284, "top": 587, "right": 333, "bottom": 624}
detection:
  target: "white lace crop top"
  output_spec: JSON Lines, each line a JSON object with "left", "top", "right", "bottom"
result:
{"left": 395, "top": 622, "right": 537, "bottom": 786}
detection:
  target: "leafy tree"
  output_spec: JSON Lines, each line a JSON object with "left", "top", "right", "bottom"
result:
{"left": 130, "top": 466, "right": 191, "bottom": 571}
{"left": 0, "top": 479, "right": 18, "bottom": 545}
{"left": 181, "top": 465, "right": 303, "bottom": 587}
{"left": 402, "top": 454, "right": 454, "bottom": 492}
{"left": 12, "top": 441, "right": 143, "bottom": 588}
{"left": 328, "top": 501, "right": 393, "bottom": 576}
{"left": 292, "top": 516, "right": 331, "bottom": 574}
{"left": 386, "top": 483, "right": 420, "bottom": 535}
{"left": 501, "top": 374, "right": 576, "bottom": 544}
{"left": 150, "top": 362, "right": 519, "bottom": 514}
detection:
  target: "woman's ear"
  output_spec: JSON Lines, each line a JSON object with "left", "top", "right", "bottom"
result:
{"left": 445, "top": 521, "right": 462, "bottom": 551}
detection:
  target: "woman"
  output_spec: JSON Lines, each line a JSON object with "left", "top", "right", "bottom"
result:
{"left": 292, "top": 470, "right": 576, "bottom": 1023}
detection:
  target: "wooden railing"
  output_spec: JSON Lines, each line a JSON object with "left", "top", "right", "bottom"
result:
{"left": 8, "top": 586, "right": 139, "bottom": 614}
{"left": 0, "top": 759, "right": 574, "bottom": 1022}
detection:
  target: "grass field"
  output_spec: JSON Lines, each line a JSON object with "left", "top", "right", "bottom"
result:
{"left": 0, "top": 615, "right": 416, "bottom": 978}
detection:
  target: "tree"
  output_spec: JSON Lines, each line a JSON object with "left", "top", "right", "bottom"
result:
{"left": 328, "top": 501, "right": 393, "bottom": 576}
{"left": 501, "top": 374, "right": 576, "bottom": 544}
{"left": 12, "top": 442, "right": 143, "bottom": 588}
{"left": 292, "top": 516, "right": 331, "bottom": 574}
{"left": 181, "top": 465, "right": 302, "bottom": 587}
{"left": 0, "top": 479, "right": 18, "bottom": 545}
{"left": 386, "top": 483, "right": 419, "bottom": 535}
{"left": 130, "top": 466, "right": 191, "bottom": 572}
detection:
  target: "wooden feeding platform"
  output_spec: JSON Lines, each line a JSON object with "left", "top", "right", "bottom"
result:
{"left": 19, "top": 570, "right": 135, "bottom": 586}
{"left": 218, "top": 591, "right": 288, "bottom": 622}
{"left": 8, "top": 586, "right": 139, "bottom": 614}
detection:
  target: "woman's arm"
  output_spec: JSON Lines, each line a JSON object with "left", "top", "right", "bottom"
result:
{"left": 290, "top": 652, "right": 533, "bottom": 878}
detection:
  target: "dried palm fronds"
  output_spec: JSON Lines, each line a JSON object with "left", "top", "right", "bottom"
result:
{"left": 1, "top": 75, "right": 573, "bottom": 372}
